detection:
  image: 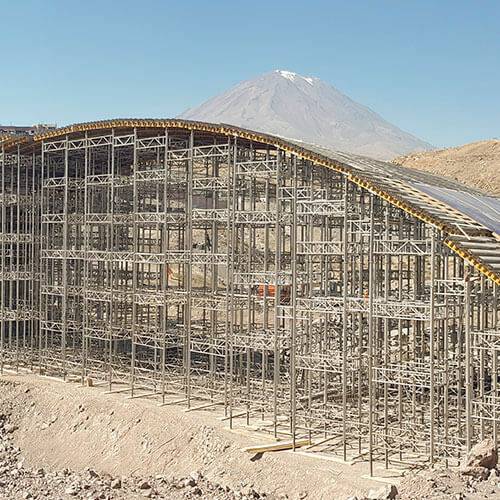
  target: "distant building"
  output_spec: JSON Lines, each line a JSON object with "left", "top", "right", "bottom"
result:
{"left": 0, "top": 124, "right": 57, "bottom": 137}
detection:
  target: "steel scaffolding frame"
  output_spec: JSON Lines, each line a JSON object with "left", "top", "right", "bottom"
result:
{"left": 1, "top": 123, "right": 499, "bottom": 475}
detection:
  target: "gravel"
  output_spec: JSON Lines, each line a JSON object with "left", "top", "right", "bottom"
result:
{"left": 0, "top": 411, "right": 268, "bottom": 499}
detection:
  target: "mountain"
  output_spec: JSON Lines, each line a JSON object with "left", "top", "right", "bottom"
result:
{"left": 179, "top": 70, "right": 432, "bottom": 160}
{"left": 393, "top": 139, "right": 500, "bottom": 196}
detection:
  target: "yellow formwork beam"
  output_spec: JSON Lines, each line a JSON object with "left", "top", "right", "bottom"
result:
{"left": 445, "top": 239, "right": 500, "bottom": 287}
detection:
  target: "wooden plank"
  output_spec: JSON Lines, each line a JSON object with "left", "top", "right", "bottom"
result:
{"left": 242, "top": 438, "right": 310, "bottom": 454}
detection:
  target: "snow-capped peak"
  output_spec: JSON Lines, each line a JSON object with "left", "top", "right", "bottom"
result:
{"left": 179, "top": 70, "right": 433, "bottom": 160}
{"left": 276, "top": 70, "right": 315, "bottom": 86}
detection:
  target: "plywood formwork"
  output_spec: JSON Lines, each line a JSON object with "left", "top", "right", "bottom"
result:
{"left": 1, "top": 120, "right": 499, "bottom": 475}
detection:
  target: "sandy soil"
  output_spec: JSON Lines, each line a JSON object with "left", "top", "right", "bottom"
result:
{"left": 0, "top": 372, "right": 400, "bottom": 499}
{"left": 393, "top": 139, "right": 500, "bottom": 196}
{"left": 1, "top": 371, "right": 499, "bottom": 499}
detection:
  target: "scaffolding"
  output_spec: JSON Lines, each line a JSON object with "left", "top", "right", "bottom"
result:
{"left": 1, "top": 120, "right": 499, "bottom": 474}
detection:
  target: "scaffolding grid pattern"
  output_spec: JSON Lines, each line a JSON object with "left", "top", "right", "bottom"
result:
{"left": 1, "top": 122, "right": 499, "bottom": 474}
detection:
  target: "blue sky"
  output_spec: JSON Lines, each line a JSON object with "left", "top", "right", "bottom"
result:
{"left": 0, "top": 0, "right": 498, "bottom": 147}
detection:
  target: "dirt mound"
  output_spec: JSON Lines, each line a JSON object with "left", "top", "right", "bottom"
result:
{"left": 0, "top": 403, "right": 261, "bottom": 499}
{"left": 393, "top": 139, "right": 500, "bottom": 196}
{"left": 0, "top": 373, "right": 391, "bottom": 499}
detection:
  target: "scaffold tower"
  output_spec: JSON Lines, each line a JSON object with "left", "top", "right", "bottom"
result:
{"left": 1, "top": 119, "right": 499, "bottom": 474}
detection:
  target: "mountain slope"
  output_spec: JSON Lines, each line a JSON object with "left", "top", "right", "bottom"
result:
{"left": 179, "top": 70, "right": 432, "bottom": 160}
{"left": 393, "top": 139, "right": 500, "bottom": 196}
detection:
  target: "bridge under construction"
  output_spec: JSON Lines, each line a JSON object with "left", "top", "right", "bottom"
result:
{"left": 1, "top": 119, "right": 499, "bottom": 473}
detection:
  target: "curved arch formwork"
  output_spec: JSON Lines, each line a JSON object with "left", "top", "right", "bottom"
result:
{"left": 1, "top": 120, "right": 499, "bottom": 472}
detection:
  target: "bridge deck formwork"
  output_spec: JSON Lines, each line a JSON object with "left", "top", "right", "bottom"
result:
{"left": 1, "top": 123, "right": 499, "bottom": 473}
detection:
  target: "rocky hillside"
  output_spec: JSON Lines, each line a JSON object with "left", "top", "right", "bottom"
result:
{"left": 393, "top": 139, "right": 500, "bottom": 196}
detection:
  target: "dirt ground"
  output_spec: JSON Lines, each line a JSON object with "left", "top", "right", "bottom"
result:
{"left": 0, "top": 371, "right": 499, "bottom": 499}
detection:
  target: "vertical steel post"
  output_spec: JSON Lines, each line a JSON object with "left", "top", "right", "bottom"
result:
{"left": 429, "top": 230, "right": 436, "bottom": 464}
{"left": 465, "top": 268, "right": 472, "bottom": 451}
{"left": 368, "top": 193, "right": 375, "bottom": 476}
{"left": 290, "top": 154, "right": 298, "bottom": 449}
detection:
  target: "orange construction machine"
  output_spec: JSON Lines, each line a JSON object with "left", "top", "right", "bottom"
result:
{"left": 257, "top": 284, "right": 291, "bottom": 304}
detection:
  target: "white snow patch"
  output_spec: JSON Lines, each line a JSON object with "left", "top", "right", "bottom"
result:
{"left": 277, "top": 70, "right": 297, "bottom": 82}
{"left": 277, "top": 70, "right": 315, "bottom": 86}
